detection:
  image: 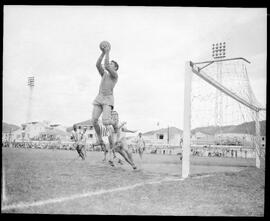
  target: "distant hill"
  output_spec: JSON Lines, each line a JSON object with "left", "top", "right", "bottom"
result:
{"left": 2, "top": 122, "right": 20, "bottom": 133}
{"left": 191, "top": 120, "right": 266, "bottom": 136}
{"left": 141, "top": 121, "right": 266, "bottom": 138}
{"left": 66, "top": 119, "right": 266, "bottom": 137}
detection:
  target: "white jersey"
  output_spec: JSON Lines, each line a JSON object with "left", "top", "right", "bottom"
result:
{"left": 98, "top": 124, "right": 113, "bottom": 137}
{"left": 118, "top": 124, "right": 127, "bottom": 140}
{"left": 97, "top": 122, "right": 126, "bottom": 142}
{"left": 110, "top": 121, "right": 126, "bottom": 142}
{"left": 97, "top": 124, "right": 114, "bottom": 144}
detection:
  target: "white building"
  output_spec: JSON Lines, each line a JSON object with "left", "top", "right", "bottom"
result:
{"left": 8, "top": 121, "right": 48, "bottom": 141}
{"left": 80, "top": 127, "right": 96, "bottom": 144}
{"left": 138, "top": 128, "right": 182, "bottom": 154}
{"left": 144, "top": 129, "right": 182, "bottom": 146}
{"left": 6, "top": 121, "right": 71, "bottom": 142}
{"left": 74, "top": 120, "right": 106, "bottom": 144}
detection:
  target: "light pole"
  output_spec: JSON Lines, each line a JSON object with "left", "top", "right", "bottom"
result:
{"left": 27, "top": 76, "right": 35, "bottom": 124}
{"left": 167, "top": 125, "right": 170, "bottom": 146}
{"left": 212, "top": 42, "right": 226, "bottom": 60}
{"left": 212, "top": 42, "right": 226, "bottom": 144}
{"left": 8, "top": 129, "right": 12, "bottom": 147}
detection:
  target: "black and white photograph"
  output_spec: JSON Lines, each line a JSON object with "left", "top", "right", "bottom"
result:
{"left": 2, "top": 5, "right": 267, "bottom": 216}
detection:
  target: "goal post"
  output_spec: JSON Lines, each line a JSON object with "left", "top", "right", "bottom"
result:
{"left": 182, "top": 61, "right": 193, "bottom": 178}
{"left": 182, "top": 58, "right": 265, "bottom": 178}
{"left": 255, "top": 111, "right": 261, "bottom": 168}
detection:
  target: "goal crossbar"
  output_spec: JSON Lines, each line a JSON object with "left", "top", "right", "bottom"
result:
{"left": 193, "top": 57, "right": 251, "bottom": 65}
{"left": 190, "top": 61, "right": 263, "bottom": 112}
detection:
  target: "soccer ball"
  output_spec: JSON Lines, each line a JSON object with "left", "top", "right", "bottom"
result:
{"left": 99, "top": 41, "right": 111, "bottom": 51}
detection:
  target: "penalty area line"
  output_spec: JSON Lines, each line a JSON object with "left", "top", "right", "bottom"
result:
{"left": 2, "top": 177, "right": 184, "bottom": 211}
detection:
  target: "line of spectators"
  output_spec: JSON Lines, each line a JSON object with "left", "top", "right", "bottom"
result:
{"left": 2, "top": 141, "right": 255, "bottom": 159}
{"left": 192, "top": 148, "right": 249, "bottom": 158}
{"left": 2, "top": 141, "right": 104, "bottom": 152}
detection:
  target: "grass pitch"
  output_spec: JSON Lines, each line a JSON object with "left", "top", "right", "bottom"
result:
{"left": 2, "top": 148, "right": 264, "bottom": 215}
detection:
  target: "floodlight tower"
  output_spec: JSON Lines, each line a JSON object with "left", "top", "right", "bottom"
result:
{"left": 212, "top": 42, "right": 226, "bottom": 137}
{"left": 27, "top": 76, "right": 35, "bottom": 123}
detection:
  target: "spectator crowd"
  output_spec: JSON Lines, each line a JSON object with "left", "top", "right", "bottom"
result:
{"left": 2, "top": 141, "right": 253, "bottom": 159}
{"left": 2, "top": 140, "right": 103, "bottom": 151}
{"left": 191, "top": 147, "right": 249, "bottom": 158}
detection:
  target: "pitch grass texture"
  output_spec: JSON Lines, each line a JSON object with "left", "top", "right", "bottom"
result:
{"left": 2, "top": 148, "right": 264, "bottom": 215}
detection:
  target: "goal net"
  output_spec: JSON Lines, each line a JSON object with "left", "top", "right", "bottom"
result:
{"left": 182, "top": 58, "right": 266, "bottom": 178}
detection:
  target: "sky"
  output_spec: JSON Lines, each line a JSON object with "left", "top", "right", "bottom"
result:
{"left": 3, "top": 6, "right": 267, "bottom": 133}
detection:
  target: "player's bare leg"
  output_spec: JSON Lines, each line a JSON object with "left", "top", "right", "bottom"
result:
{"left": 102, "top": 105, "right": 116, "bottom": 127}
{"left": 138, "top": 148, "right": 143, "bottom": 159}
{"left": 110, "top": 147, "right": 124, "bottom": 165}
{"left": 124, "top": 149, "right": 136, "bottom": 169}
{"left": 107, "top": 128, "right": 125, "bottom": 166}
{"left": 107, "top": 133, "right": 116, "bottom": 166}
{"left": 115, "top": 142, "right": 137, "bottom": 170}
{"left": 83, "top": 145, "right": 87, "bottom": 158}
{"left": 76, "top": 145, "right": 85, "bottom": 160}
{"left": 92, "top": 142, "right": 107, "bottom": 161}
{"left": 102, "top": 144, "right": 108, "bottom": 162}
{"left": 113, "top": 150, "right": 124, "bottom": 165}
{"left": 92, "top": 105, "right": 105, "bottom": 148}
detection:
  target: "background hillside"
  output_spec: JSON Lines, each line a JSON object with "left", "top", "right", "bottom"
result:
{"left": 2, "top": 122, "right": 20, "bottom": 133}
{"left": 141, "top": 120, "right": 266, "bottom": 137}
{"left": 191, "top": 120, "right": 266, "bottom": 136}
{"left": 3, "top": 120, "right": 266, "bottom": 137}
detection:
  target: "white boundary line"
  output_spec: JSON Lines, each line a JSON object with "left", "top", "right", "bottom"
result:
{"left": 1, "top": 174, "right": 218, "bottom": 211}
{"left": 1, "top": 177, "right": 184, "bottom": 211}
{"left": 191, "top": 174, "right": 214, "bottom": 179}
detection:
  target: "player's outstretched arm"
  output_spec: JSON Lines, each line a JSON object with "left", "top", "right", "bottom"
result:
{"left": 122, "top": 128, "right": 137, "bottom": 133}
{"left": 104, "top": 51, "right": 118, "bottom": 79}
{"left": 96, "top": 51, "right": 106, "bottom": 76}
{"left": 117, "top": 121, "right": 127, "bottom": 129}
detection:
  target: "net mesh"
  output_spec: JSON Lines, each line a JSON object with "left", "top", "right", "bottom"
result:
{"left": 190, "top": 59, "right": 265, "bottom": 167}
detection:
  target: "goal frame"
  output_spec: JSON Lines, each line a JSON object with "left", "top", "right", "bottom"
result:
{"left": 182, "top": 58, "right": 265, "bottom": 178}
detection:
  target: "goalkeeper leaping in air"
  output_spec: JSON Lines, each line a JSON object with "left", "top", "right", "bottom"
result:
{"left": 91, "top": 41, "right": 119, "bottom": 151}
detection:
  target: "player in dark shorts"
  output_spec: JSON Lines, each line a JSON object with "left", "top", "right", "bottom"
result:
{"left": 79, "top": 127, "right": 87, "bottom": 159}
{"left": 71, "top": 125, "right": 85, "bottom": 160}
